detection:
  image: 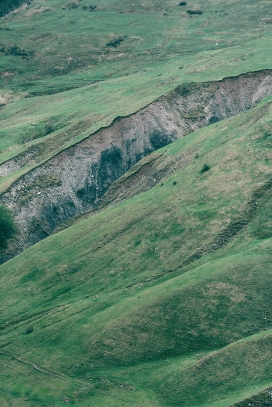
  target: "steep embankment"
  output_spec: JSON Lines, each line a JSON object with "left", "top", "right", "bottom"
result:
{"left": 0, "top": 98, "right": 272, "bottom": 407}
{"left": 1, "top": 69, "right": 272, "bottom": 261}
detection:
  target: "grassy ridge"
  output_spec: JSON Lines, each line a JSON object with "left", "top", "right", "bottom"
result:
{"left": 1, "top": 0, "right": 272, "bottom": 189}
{"left": 0, "top": 98, "right": 272, "bottom": 406}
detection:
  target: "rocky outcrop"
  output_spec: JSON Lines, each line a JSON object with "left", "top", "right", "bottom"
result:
{"left": 1, "top": 69, "right": 272, "bottom": 261}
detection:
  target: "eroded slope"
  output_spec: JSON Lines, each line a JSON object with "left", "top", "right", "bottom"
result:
{"left": 1, "top": 70, "right": 272, "bottom": 261}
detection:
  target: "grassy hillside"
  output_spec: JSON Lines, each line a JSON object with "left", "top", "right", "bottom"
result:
{"left": 1, "top": 98, "right": 272, "bottom": 406}
{"left": 0, "top": 0, "right": 272, "bottom": 188}
{"left": 1, "top": 0, "right": 272, "bottom": 406}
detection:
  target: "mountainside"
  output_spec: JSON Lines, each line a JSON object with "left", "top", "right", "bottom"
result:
{"left": 1, "top": 99, "right": 272, "bottom": 406}
{"left": 2, "top": 69, "right": 272, "bottom": 262}
{"left": 0, "top": 1, "right": 272, "bottom": 406}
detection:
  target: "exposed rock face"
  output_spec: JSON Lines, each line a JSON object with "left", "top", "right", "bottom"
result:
{"left": 232, "top": 387, "right": 272, "bottom": 407}
{"left": 1, "top": 70, "right": 272, "bottom": 261}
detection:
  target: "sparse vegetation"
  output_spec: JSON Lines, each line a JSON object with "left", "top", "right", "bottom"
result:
{"left": 18, "top": 174, "right": 62, "bottom": 206}
{"left": 183, "top": 107, "right": 206, "bottom": 119}
{"left": 82, "top": 4, "right": 96, "bottom": 11}
{"left": 0, "top": 45, "right": 34, "bottom": 58}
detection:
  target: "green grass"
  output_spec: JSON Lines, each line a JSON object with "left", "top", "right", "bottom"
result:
{"left": 0, "top": 0, "right": 272, "bottom": 188}
{"left": 1, "top": 98, "right": 272, "bottom": 406}
{"left": 1, "top": 0, "right": 272, "bottom": 405}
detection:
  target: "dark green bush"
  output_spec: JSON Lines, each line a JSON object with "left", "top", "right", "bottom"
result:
{"left": 25, "top": 325, "right": 34, "bottom": 334}
{"left": 263, "top": 130, "right": 271, "bottom": 139}
{"left": 106, "top": 37, "right": 124, "bottom": 48}
{"left": 200, "top": 164, "right": 210, "bottom": 173}
{"left": 44, "top": 120, "right": 55, "bottom": 135}
{"left": 0, "top": 205, "right": 17, "bottom": 249}
{"left": 82, "top": 4, "right": 96, "bottom": 11}
{"left": 187, "top": 9, "right": 203, "bottom": 15}
{"left": 179, "top": 1, "right": 187, "bottom": 5}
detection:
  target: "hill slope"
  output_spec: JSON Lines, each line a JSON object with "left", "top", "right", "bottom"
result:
{"left": 1, "top": 0, "right": 272, "bottom": 172}
{"left": 1, "top": 98, "right": 272, "bottom": 406}
{"left": 1, "top": 0, "right": 272, "bottom": 262}
{"left": 1, "top": 0, "right": 272, "bottom": 406}
{"left": 2, "top": 69, "right": 272, "bottom": 262}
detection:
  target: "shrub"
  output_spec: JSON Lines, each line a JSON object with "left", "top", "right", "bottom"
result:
{"left": 187, "top": 9, "right": 203, "bottom": 15}
{"left": 180, "top": 84, "right": 191, "bottom": 96}
{"left": 44, "top": 120, "right": 55, "bottom": 135}
{"left": 25, "top": 325, "right": 34, "bottom": 334}
{"left": 200, "top": 164, "right": 210, "bottom": 173}
{"left": 82, "top": 4, "right": 96, "bottom": 11}
{"left": 263, "top": 130, "right": 271, "bottom": 139}
{"left": 173, "top": 181, "right": 177, "bottom": 185}
{"left": 179, "top": 1, "right": 187, "bottom": 5}
{"left": 0, "top": 205, "right": 17, "bottom": 249}
{"left": 106, "top": 37, "right": 124, "bottom": 48}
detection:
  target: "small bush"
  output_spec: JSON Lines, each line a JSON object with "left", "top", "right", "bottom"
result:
{"left": 25, "top": 325, "right": 34, "bottom": 334}
{"left": 263, "top": 130, "right": 271, "bottom": 139}
{"left": 0, "top": 205, "right": 17, "bottom": 249}
{"left": 106, "top": 37, "right": 124, "bottom": 48}
{"left": 173, "top": 181, "right": 177, "bottom": 185}
{"left": 82, "top": 4, "right": 96, "bottom": 11}
{"left": 200, "top": 164, "right": 210, "bottom": 173}
{"left": 180, "top": 84, "right": 191, "bottom": 96}
{"left": 187, "top": 9, "right": 203, "bottom": 15}
{"left": 179, "top": 1, "right": 187, "bottom": 5}
{"left": 44, "top": 120, "right": 55, "bottom": 135}
{"left": 0, "top": 45, "right": 34, "bottom": 58}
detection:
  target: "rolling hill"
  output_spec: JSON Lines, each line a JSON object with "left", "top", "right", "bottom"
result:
{"left": 0, "top": 0, "right": 272, "bottom": 406}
